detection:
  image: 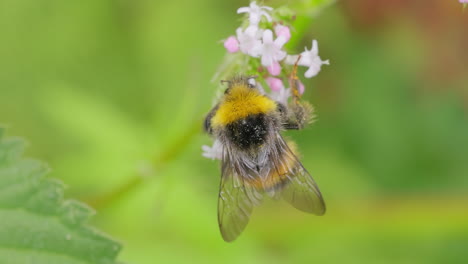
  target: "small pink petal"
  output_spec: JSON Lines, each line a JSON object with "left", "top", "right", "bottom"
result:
{"left": 297, "top": 81, "right": 305, "bottom": 95}
{"left": 274, "top": 25, "right": 291, "bottom": 43}
{"left": 224, "top": 36, "right": 239, "bottom": 53}
{"left": 267, "top": 61, "right": 281, "bottom": 76}
{"left": 266, "top": 77, "right": 284, "bottom": 92}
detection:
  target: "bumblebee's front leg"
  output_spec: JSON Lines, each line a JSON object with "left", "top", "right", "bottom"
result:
{"left": 280, "top": 101, "right": 315, "bottom": 130}
{"left": 204, "top": 104, "right": 219, "bottom": 135}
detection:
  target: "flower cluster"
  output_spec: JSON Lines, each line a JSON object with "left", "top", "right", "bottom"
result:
{"left": 203, "top": 1, "right": 329, "bottom": 160}
{"left": 224, "top": 2, "right": 329, "bottom": 80}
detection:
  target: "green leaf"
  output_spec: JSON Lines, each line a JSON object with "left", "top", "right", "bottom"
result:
{"left": 0, "top": 127, "right": 122, "bottom": 264}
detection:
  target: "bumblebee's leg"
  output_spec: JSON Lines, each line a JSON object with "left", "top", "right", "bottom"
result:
{"left": 282, "top": 101, "right": 314, "bottom": 130}
{"left": 283, "top": 122, "right": 300, "bottom": 130}
{"left": 277, "top": 102, "right": 300, "bottom": 130}
{"left": 204, "top": 104, "right": 219, "bottom": 135}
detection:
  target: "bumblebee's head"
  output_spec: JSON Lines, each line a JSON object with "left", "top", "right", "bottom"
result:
{"left": 211, "top": 75, "right": 276, "bottom": 127}
{"left": 221, "top": 75, "right": 259, "bottom": 95}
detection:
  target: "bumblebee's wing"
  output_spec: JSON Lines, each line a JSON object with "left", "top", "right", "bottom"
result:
{"left": 271, "top": 133, "right": 326, "bottom": 215}
{"left": 218, "top": 145, "right": 263, "bottom": 242}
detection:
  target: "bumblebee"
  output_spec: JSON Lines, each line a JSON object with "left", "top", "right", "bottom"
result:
{"left": 204, "top": 75, "right": 325, "bottom": 242}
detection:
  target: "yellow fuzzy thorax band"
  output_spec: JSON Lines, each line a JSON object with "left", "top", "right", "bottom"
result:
{"left": 211, "top": 85, "right": 276, "bottom": 126}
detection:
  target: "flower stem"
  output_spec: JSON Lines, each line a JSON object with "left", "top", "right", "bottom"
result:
{"left": 85, "top": 119, "right": 202, "bottom": 210}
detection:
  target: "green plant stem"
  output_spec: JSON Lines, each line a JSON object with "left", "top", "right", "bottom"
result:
{"left": 85, "top": 119, "right": 202, "bottom": 211}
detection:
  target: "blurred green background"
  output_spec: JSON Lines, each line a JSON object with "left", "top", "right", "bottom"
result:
{"left": 1, "top": 0, "right": 468, "bottom": 263}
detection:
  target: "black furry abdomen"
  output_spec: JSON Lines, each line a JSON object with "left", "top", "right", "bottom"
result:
{"left": 226, "top": 114, "right": 269, "bottom": 150}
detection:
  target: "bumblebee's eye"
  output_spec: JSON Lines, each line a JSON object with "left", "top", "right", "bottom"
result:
{"left": 221, "top": 80, "right": 231, "bottom": 94}
{"left": 247, "top": 78, "right": 256, "bottom": 88}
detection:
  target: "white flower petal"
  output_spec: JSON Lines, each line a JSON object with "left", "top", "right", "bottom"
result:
{"left": 237, "top": 26, "right": 262, "bottom": 57}
{"left": 291, "top": 40, "right": 329, "bottom": 78}
{"left": 285, "top": 55, "right": 300, "bottom": 65}
{"left": 305, "top": 66, "right": 320, "bottom": 78}
{"left": 257, "top": 82, "right": 266, "bottom": 94}
{"left": 270, "top": 87, "right": 291, "bottom": 105}
{"left": 262, "top": 29, "right": 273, "bottom": 43}
{"left": 261, "top": 54, "right": 272, "bottom": 66}
{"left": 254, "top": 28, "right": 264, "bottom": 39}
{"left": 201, "top": 140, "right": 223, "bottom": 160}
{"left": 202, "top": 145, "right": 211, "bottom": 152}
{"left": 298, "top": 53, "right": 313, "bottom": 66}
{"left": 277, "top": 50, "right": 287, "bottom": 61}
{"left": 245, "top": 25, "right": 259, "bottom": 37}
{"left": 262, "top": 12, "right": 272, "bottom": 22}
{"left": 275, "top": 36, "right": 287, "bottom": 48}
{"left": 260, "top": 30, "right": 287, "bottom": 66}
{"left": 237, "top": 7, "right": 250, "bottom": 14}
{"left": 311, "top": 39, "right": 319, "bottom": 54}
{"left": 249, "top": 14, "right": 261, "bottom": 25}
{"left": 237, "top": 1, "right": 273, "bottom": 25}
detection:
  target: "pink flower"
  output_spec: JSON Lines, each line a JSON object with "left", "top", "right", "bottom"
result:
{"left": 460, "top": 0, "right": 468, "bottom": 3}
{"left": 297, "top": 80, "right": 305, "bottom": 95}
{"left": 274, "top": 25, "right": 291, "bottom": 43}
{"left": 267, "top": 61, "right": 281, "bottom": 76}
{"left": 223, "top": 36, "right": 239, "bottom": 53}
{"left": 266, "top": 77, "right": 284, "bottom": 92}
{"left": 268, "top": 83, "right": 291, "bottom": 105}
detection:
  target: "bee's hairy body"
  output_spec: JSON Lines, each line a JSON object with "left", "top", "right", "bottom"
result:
{"left": 204, "top": 75, "right": 325, "bottom": 242}
{"left": 206, "top": 77, "right": 285, "bottom": 152}
{"left": 225, "top": 113, "right": 270, "bottom": 150}
{"left": 211, "top": 89, "right": 280, "bottom": 151}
